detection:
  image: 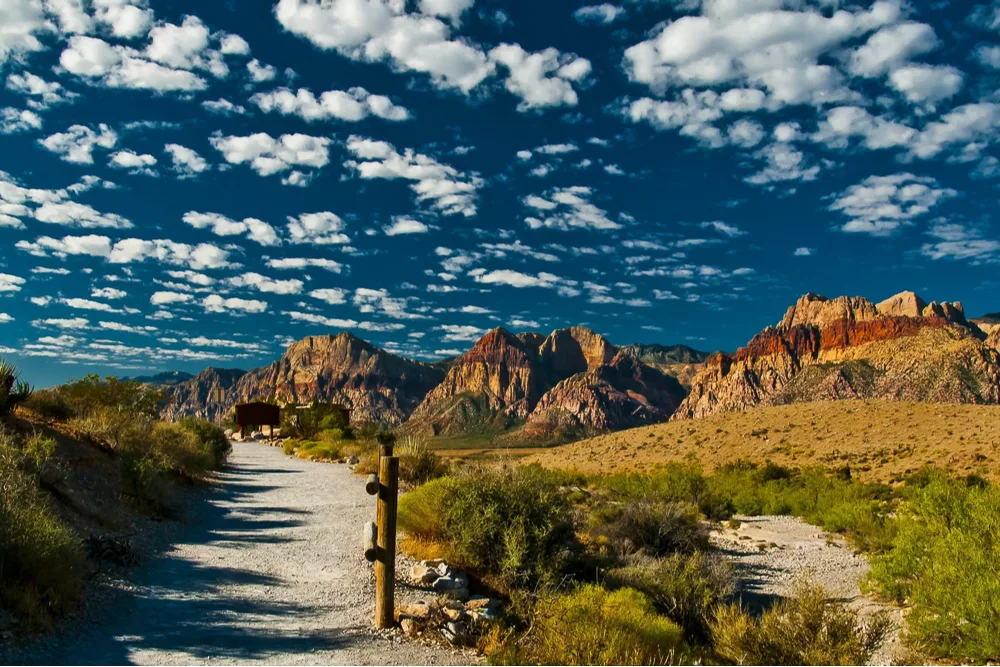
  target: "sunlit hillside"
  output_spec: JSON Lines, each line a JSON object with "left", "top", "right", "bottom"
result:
{"left": 526, "top": 400, "right": 1000, "bottom": 482}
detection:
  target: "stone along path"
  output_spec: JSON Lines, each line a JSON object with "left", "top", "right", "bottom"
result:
{"left": 31, "top": 442, "right": 473, "bottom": 666}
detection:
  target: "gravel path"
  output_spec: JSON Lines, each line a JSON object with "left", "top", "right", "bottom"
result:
{"left": 711, "top": 515, "right": 903, "bottom": 665}
{"left": 26, "top": 441, "right": 475, "bottom": 666}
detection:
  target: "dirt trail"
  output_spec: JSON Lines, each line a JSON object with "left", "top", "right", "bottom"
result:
{"left": 711, "top": 516, "right": 903, "bottom": 665}
{"left": 21, "top": 441, "right": 474, "bottom": 666}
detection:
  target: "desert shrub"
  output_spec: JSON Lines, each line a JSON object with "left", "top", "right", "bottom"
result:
{"left": 179, "top": 418, "right": 230, "bottom": 466}
{"left": 608, "top": 552, "right": 734, "bottom": 643}
{"left": 22, "top": 432, "right": 57, "bottom": 472}
{"left": 710, "top": 581, "right": 890, "bottom": 665}
{"left": 296, "top": 440, "right": 342, "bottom": 461}
{"left": 592, "top": 464, "right": 734, "bottom": 521}
{"left": 282, "top": 401, "right": 350, "bottom": 439}
{"left": 0, "top": 431, "right": 84, "bottom": 627}
{"left": 398, "top": 465, "right": 578, "bottom": 592}
{"left": 149, "top": 422, "right": 213, "bottom": 477}
{"left": 591, "top": 499, "right": 708, "bottom": 557}
{"left": 867, "top": 476, "right": 1000, "bottom": 661}
{"left": 397, "top": 437, "right": 448, "bottom": 485}
{"left": 56, "top": 374, "right": 160, "bottom": 420}
{"left": 0, "top": 358, "right": 33, "bottom": 418}
{"left": 119, "top": 451, "right": 169, "bottom": 508}
{"left": 282, "top": 439, "right": 298, "bottom": 455}
{"left": 71, "top": 407, "right": 154, "bottom": 452}
{"left": 506, "top": 584, "right": 685, "bottom": 665}
{"left": 19, "top": 389, "right": 73, "bottom": 421}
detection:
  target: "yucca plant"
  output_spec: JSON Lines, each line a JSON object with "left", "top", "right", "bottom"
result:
{"left": 0, "top": 358, "right": 33, "bottom": 417}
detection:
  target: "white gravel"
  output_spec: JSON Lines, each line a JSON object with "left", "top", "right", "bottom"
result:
{"left": 711, "top": 515, "right": 903, "bottom": 666}
{"left": 23, "top": 441, "right": 476, "bottom": 666}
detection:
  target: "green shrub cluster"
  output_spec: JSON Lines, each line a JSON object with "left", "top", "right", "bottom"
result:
{"left": 868, "top": 474, "right": 1000, "bottom": 662}
{"left": 399, "top": 464, "right": 579, "bottom": 592}
{"left": 590, "top": 499, "right": 708, "bottom": 557}
{"left": 498, "top": 584, "right": 685, "bottom": 665}
{"left": 0, "top": 429, "right": 84, "bottom": 628}
{"left": 0, "top": 358, "right": 33, "bottom": 417}
{"left": 710, "top": 581, "right": 891, "bottom": 665}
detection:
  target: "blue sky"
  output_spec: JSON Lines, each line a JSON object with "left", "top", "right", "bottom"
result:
{"left": 1, "top": 0, "right": 999, "bottom": 387}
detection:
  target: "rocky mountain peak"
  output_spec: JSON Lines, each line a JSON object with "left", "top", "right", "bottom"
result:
{"left": 778, "top": 293, "right": 880, "bottom": 331}
{"left": 876, "top": 291, "right": 927, "bottom": 318}
{"left": 538, "top": 326, "right": 617, "bottom": 377}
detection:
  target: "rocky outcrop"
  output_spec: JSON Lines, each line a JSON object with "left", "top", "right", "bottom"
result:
{"left": 618, "top": 343, "right": 712, "bottom": 389}
{"left": 160, "top": 333, "right": 445, "bottom": 425}
{"left": 404, "top": 326, "right": 684, "bottom": 441}
{"left": 989, "top": 327, "right": 1000, "bottom": 353}
{"left": 675, "top": 291, "right": 1000, "bottom": 420}
{"left": 159, "top": 367, "right": 246, "bottom": 422}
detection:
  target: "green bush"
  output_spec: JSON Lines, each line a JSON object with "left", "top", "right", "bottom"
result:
{"left": 149, "top": 422, "right": 214, "bottom": 477}
{"left": 56, "top": 374, "right": 160, "bottom": 420}
{"left": 296, "top": 440, "right": 342, "bottom": 461}
{"left": 0, "top": 431, "right": 84, "bottom": 627}
{"left": 398, "top": 465, "right": 578, "bottom": 592}
{"left": 591, "top": 499, "right": 708, "bottom": 557}
{"left": 281, "top": 401, "right": 350, "bottom": 439}
{"left": 592, "top": 463, "right": 734, "bottom": 521}
{"left": 507, "top": 584, "right": 685, "bottom": 665}
{"left": 710, "top": 581, "right": 890, "bottom": 665}
{"left": 19, "top": 389, "right": 73, "bottom": 421}
{"left": 179, "top": 418, "right": 230, "bottom": 466}
{"left": 119, "top": 451, "right": 169, "bottom": 509}
{"left": 397, "top": 437, "right": 448, "bottom": 485}
{"left": 867, "top": 476, "right": 1000, "bottom": 661}
{"left": 608, "top": 552, "right": 734, "bottom": 643}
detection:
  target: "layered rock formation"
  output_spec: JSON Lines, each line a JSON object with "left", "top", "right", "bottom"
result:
{"left": 674, "top": 291, "right": 1000, "bottom": 420}
{"left": 404, "top": 326, "right": 687, "bottom": 442}
{"left": 159, "top": 367, "right": 247, "bottom": 422}
{"left": 161, "top": 333, "right": 445, "bottom": 425}
{"left": 618, "top": 343, "right": 713, "bottom": 388}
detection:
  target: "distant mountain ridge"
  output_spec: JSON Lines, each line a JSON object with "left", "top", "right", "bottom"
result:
{"left": 128, "top": 370, "right": 196, "bottom": 387}
{"left": 674, "top": 291, "right": 1000, "bottom": 420}
{"left": 158, "top": 326, "right": 700, "bottom": 442}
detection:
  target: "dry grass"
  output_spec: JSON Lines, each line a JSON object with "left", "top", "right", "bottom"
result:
{"left": 526, "top": 400, "right": 1000, "bottom": 482}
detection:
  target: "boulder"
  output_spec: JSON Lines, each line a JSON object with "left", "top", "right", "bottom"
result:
{"left": 400, "top": 618, "right": 419, "bottom": 637}
{"left": 397, "top": 600, "right": 432, "bottom": 621}
{"left": 432, "top": 573, "right": 469, "bottom": 592}
{"left": 410, "top": 564, "right": 439, "bottom": 585}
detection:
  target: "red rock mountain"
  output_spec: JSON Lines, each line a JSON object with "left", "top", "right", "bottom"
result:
{"left": 161, "top": 332, "right": 445, "bottom": 425}
{"left": 403, "top": 326, "right": 686, "bottom": 442}
{"left": 674, "top": 291, "right": 1000, "bottom": 420}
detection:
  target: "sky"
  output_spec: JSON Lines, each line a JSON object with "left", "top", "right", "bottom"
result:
{"left": 1, "top": 0, "right": 1000, "bottom": 387}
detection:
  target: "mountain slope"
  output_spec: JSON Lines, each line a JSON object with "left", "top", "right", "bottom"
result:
{"left": 160, "top": 367, "right": 247, "bottom": 422}
{"left": 404, "top": 326, "right": 686, "bottom": 442}
{"left": 160, "top": 333, "right": 445, "bottom": 425}
{"left": 674, "top": 291, "right": 1000, "bottom": 420}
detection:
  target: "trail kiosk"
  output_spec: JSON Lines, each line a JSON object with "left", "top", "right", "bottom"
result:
{"left": 234, "top": 402, "right": 280, "bottom": 439}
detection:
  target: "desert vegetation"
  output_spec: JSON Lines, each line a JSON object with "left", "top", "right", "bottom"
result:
{"left": 2, "top": 363, "right": 231, "bottom": 629}
{"left": 392, "top": 451, "right": 998, "bottom": 665}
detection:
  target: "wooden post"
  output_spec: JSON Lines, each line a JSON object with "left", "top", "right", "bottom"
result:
{"left": 374, "top": 455, "right": 398, "bottom": 629}
{"left": 365, "top": 474, "right": 379, "bottom": 496}
{"left": 362, "top": 522, "right": 378, "bottom": 563}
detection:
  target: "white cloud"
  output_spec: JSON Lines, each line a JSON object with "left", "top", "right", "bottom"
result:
{"left": 286, "top": 211, "right": 349, "bottom": 245}
{"left": 0, "top": 107, "right": 42, "bottom": 134}
{"left": 252, "top": 86, "right": 409, "bottom": 122}
{"left": 524, "top": 186, "right": 622, "bottom": 231}
{"left": 285, "top": 310, "right": 404, "bottom": 332}
{"left": 909, "top": 103, "right": 1000, "bottom": 160}
{"left": 745, "top": 142, "right": 819, "bottom": 185}
{"left": 275, "top": 0, "right": 494, "bottom": 93}
{"left": 201, "top": 98, "right": 247, "bottom": 115}
{"left": 309, "top": 287, "right": 346, "bottom": 304}
{"left": 220, "top": 33, "right": 251, "bottom": 56}
{"left": 18, "top": 234, "right": 232, "bottom": 270}
{"left": 164, "top": 143, "right": 209, "bottom": 176}
{"left": 488, "top": 43, "right": 592, "bottom": 110}
{"left": 812, "top": 106, "right": 916, "bottom": 151}
{"left": 91, "top": 286, "right": 126, "bottom": 299}
{"left": 829, "top": 173, "right": 957, "bottom": 236}
{"left": 93, "top": 0, "right": 154, "bottom": 39}
{"left": 210, "top": 132, "right": 331, "bottom": 178}
{"left": 0, "top": 313, "right": 12, "bottom": 323}
{"left": 700, "top": 220, "right": 746, "bottom": 237}
{"left": 0, "top": 0, "right": 48, "bottom": 65}
{"left": 345, "top": 136, "right": 482, "bottom": 216}
{"left": 108, "top": 149, "right": 157, "bottom": 175}
{"left": 888, "top": 64, "right": 963, "bottom": 104}
{"left": 623, "top": 1, "right": 895, "bottom": 105}
{"left": 920, "top": 223, "right": 999, "bottom": 263}
{"left": 60, "top": 36, "right": 208, "bottom": 92}
{"left": 438, "top": 324, "right": 487, "bottom": 342}
{"left": 6, "top": 72, "right": 79, "bottom": 109}
{"left": 848, "top": 21, "right": 939, "bottom": 77}
{"left": 59, "top": 297, "right": 122, "bottom": 313}
{"left": 33, "top": 200, "right": 133, "bottom": 229}
{"left": 0, "top": 273, "right": 26, "bottom": 292}
{"left": 573, "top": 4, "right": 624, "bottom": 24}
{"left": 150, "top": 291, "right": 193, "bottom": 305}
{"left": 32, "top": 316, "right": 89, "bottom": 329}
{"left": 228, "top": 272, "right": 303, "bottom": 295}
{"left": 384, "top": 217, "right": 428, "bottom": 236}
{"left": 39, "top": 123, "right": 118, "bottom": 164}
{"left": 247, "top": 58, "right": 276, "bottom": 82}
{"left": 182, "top": 211, "right": 280, "bottom": 246}
{"left": 794, "top": 247, "right": 814, "bottom": 256}
{"left": 203, "top": 294, "right": 267, "bottom": 313}
{"left": 727, "top": 118, "right": 764, "bottom": 147}
{"left": 471, "top": 268, "right": 578, "bottom": 296}
{"left": 353, "top": 287, "right": 426, "bottom": 320}
{"left": 267, "top": 257, "right": 343, "bottom": 272}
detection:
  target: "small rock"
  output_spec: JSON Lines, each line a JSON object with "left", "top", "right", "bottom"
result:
{"left": 442, "top": 607, "right": 469, "bottom": 622}
{"left": 423, "top": 559, "right": 446, "bottom": 568}
{"left": 470, "top": 606, "right": 502, "bottom": 622}
{"left": 346, "top": 456, "right": 359, "bottom": 466}
{"left": 434, "top": 562, "right": 452, "bottom": 578}
{"left": 441, "top": 621, "right": 466, "bottom": 645}
{"left": 465, "top": 596, "right": 498, "bottom": 611}
{"left": 410, "top": 564, "right": 439, "bottom": 585}
{"left": 397, "top": 601, "right": 432, "bottom": 621}
{"left": 400, "top": 618, "right": 420, "bottom": 637}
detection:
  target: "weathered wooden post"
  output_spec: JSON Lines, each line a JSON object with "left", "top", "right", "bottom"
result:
{"left": 374, "top": 454, "right": 399, "bottom": 629}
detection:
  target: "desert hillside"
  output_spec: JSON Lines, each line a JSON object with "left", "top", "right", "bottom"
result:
{"left": 527, "top": 400, "right": 1000, "bottom": 482}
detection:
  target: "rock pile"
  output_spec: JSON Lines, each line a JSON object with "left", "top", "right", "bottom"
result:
{"left": 399, "top": 560, "right": 502, "bottom": 646}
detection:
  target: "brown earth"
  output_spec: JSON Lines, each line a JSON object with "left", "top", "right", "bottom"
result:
{"left": 525, "top": 400, "right": 1000, "bottom": 482}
